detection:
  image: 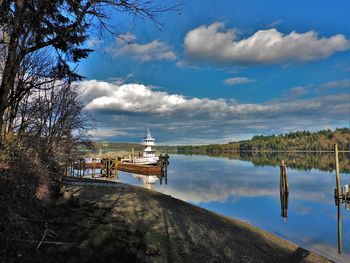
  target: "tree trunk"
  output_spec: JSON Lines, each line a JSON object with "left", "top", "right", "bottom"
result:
{"left": 0, "top": 0, "right": 24, "bottom": 137}
{"left": 0, "top": 42, "right": 19, "bottom": 136}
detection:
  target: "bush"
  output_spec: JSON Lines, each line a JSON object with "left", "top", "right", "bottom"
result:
{"left": 0, "top": 136, "right": 60, "bottom": 262}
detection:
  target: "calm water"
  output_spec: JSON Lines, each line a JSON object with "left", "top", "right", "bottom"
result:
{"left": 114, "top": 154, "right": 349, "bottom": 262}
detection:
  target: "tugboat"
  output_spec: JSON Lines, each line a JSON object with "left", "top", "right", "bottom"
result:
{"left": 122, "top": 129, "right": 159, "bottom": 165}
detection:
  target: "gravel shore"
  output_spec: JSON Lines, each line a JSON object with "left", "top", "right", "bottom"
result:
{"left": 46, "top": 177, "right": 331, "bottom": 263}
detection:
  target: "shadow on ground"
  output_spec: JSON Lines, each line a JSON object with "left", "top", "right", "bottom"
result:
{"left": 36, "top": 179, "right": 329, "bottom": 263}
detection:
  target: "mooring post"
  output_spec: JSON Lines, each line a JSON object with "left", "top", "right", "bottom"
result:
{"left": 280, "top": 160, "right": 289, "bottom": 194}
{"left": 92, "top": 158, "right": 95, "bottom": 178}
{"left": 279, "top": 160, "right": 289, "bottom": 221}
{"left": 78, "top": 160, "right": 81, "bottom": 177}
{"left": 335, "top": 144, "right": 341, "bottom": 199}
{"left": 114, "top": 158, "right": 118, "bottom": 179}
{"left": 109, "top": 159, "right": 112, "bottom": 177}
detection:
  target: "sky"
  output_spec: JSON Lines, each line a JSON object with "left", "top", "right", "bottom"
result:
{"left": 76, "top": 0, "right": 350, "bottom": 144}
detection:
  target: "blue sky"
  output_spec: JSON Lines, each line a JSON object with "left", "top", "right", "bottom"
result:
{"left": 76, "top": 0, "right": 350, "bottom": 144}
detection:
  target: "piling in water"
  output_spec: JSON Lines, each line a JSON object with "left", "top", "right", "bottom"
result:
{"left": 335, "top": 144, "right": 341, "bottom": 199}
{"left": 280, "top": 160, "right": 289, "bottom": 221}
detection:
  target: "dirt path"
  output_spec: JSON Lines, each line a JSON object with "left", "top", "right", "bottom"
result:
{"left": 42, "top": 177, "right": 330, "bottom": 263}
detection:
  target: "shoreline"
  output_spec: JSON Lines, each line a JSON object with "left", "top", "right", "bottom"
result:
{"left": 52, "top": 177, "right": 331, "bottom": 262}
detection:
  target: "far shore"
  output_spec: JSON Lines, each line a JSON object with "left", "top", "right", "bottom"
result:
{"left": 44, "top": 177, "right": 332, "bottom": 263}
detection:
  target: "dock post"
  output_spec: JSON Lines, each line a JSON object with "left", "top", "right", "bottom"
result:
{"left": 78, "top": 160, "right": 81, "bottom": 177}
{"left": 108, "top": 159, "right": 112, "bottom": 177}
{"left": 114, "top": 158, "right": 118, "bottom": 179}
{"left": 280, "top": 160, "right": 289, "bottom": 194}
{"left": 109, "top": 159, "right": 112, "bottom": 177}
{"left": 335, "top": 144, "right": 341, "bottom": 199}
{"left": 92, "top": 158, "right": 95, "bottom": 178}
{"left": 280, "top": 160, "right": 289, "bottom": 221}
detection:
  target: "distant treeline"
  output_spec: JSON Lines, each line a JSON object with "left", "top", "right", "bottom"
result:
{"left": 177, "top": 128, "right": 350, "bottom": 153}
{"left": 90, "top": 128, "right": 350, "bottom": 155}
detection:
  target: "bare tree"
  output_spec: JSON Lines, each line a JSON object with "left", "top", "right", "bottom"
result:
{"left": 16, "top": 79, "right": 90, "bottom": 164}
{"left": 3, "top": 51, "right": 55, "bottom": 133}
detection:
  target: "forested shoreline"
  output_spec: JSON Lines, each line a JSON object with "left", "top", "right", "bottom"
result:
{"left": 176, "top": 128, "right": 350, "bottom": 154}
{"left": 93, "top": 128, "right": 350, "bottom": 155}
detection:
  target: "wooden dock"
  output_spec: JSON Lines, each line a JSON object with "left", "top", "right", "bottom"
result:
{"left": 68, "top": 155, "right": 169, "bottom": 178}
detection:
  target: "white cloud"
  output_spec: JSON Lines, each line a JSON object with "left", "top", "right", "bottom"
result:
{"left": 107, "top": 33, "right": 176, "bottom": 61}
{"left": 184, "top": 22, "right": 350, "bottom": 65}
{"left": 87, "top": 37, "right": 101, "bottom": 49}
{"left": 77, "top": 79, "right": 349, "bottom": 143}
{"left": 224, "top": 77, "right": 255, "bottom": 85}
{"left": 81, "top": 80, "right": 186, "bottom": 113}
{"left": 88, "top": 128, "right": 130, "bottom": 139}
{"left": 288, "top": 86, "right": 309, "bottom": 97}
{"left": 175, "top": 59, "right": 189, "bottom": 68}
{"left": 321, "top": 79, "right": 350, "bottom": 89}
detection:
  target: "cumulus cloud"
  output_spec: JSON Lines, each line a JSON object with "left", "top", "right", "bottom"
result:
{"left": 77, "top": 79, "right": 349, "bottom": 144}
{"left": 288, "top": 86, "right": 310, "bottom": 97}
{"left": 107, "top": 33, "right": 176, "bottom": 61}
{"left": 224, "top": 77, "right": 255, "bottom": 85}
{"left": 321, "top": 79, "right": 350, "bottom": 89}
{"left": 80, "top": 79, "right": 322, "bottom": 116}
{"left": 87, "top": 128, "right": 130, "bottom": 139}
{"left": 184, "top": 22, "right": 350, "bottom": 65}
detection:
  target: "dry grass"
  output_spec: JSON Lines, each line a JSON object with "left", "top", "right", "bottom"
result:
{"left": 0, "top": 138, "right": 61, "bottom": 263}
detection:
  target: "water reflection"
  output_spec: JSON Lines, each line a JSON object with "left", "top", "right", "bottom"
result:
{"left": 335, "top": 184, "right": 350, "bottom": 255}
{"left": 182, "top": 151, "right": 350, "bottom": 173}
{"left": 280, "top": 161, "right": 289, "bottom": 222}
{"left": 132, "top": 170, "right": 168, "bottom": 190}
{"left": 280, "top": 191, "right": 289, "bottom": 222}
{"left": 133, "top": 174, "right": 159, "bottom": 190}
{"left": 118, "top": 154, "right": 350, "bottom": 262}
{"left": 337, "top": 200, "right": 342, "bottom": 254}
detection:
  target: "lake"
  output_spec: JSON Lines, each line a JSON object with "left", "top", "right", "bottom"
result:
{"left": 115, "top": 153, "right": 350, "bottom": 263}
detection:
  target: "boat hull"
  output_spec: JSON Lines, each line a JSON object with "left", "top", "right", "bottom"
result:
{"left": 73, "top": 161, "right": 164, "bottom": 176}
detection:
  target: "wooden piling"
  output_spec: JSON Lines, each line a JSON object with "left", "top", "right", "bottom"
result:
{"left": 92, "top": 158, "right": 95, "bottom": 178}
{"left": 78, "top": 160, "right": 81, "bottom": 177}
{"left": 280, "top": 160, "right": 289, "bottom": 194}
{"left": 279, "top": 160, "right": 289, "bottom": 221}
{"left": 335, "top": 144, "right": 341, "bottom": 199}
{"left": 114, "top": 158, "right": 118, "bottom": 178}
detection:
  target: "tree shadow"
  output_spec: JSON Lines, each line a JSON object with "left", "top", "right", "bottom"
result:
{"left": 34, "top": 182, "right": 328, "bottom": 263}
